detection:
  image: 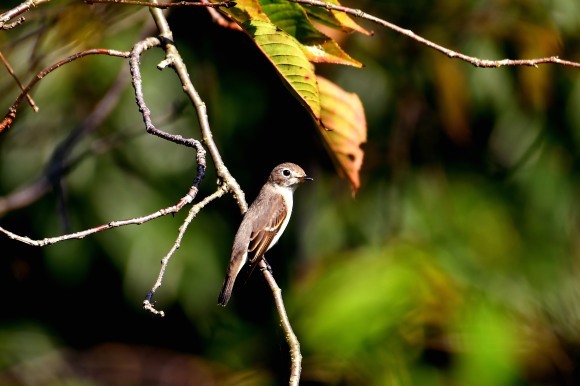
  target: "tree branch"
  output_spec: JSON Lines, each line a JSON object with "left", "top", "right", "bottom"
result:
{"left": 130, "top": 2, "right": 302, "bottom": 378}
{"left": 127, "top": 2, "right": 247, "bottom": 312}
{"left": 142, "top": 4, "right": 301, "bottom": 379}
{"left": 143, "top": 185, "right": 228, "bottom": 316}
{"left": 0, "top": 1, "right": 301, "bottom": 381}
{"left": 289, "top": 0, "right": 580, "bottom": 69}
{"left": 0, "top": 48, "right": 130, "bottom": 134}
{"left": 0, "top": 175, "right": 205, "bottom": 247}
{"left": 0, "top": 0, "right": 51, "bottom": 30}
{"left": 147, "top": 2, "right": 247, "bottom": 211}
{"left": 129, "top": 37, "right": 204, "bottom": 150}
{"left": 0, "top": 50, "right": 37, "bottom": 111}
{"left": 259, "top": 259, "right": 302, "bottom": 386}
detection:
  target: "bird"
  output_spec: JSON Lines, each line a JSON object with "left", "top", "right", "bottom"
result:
{"left": 217, "top": 162, "right": 313, "bottom": 306}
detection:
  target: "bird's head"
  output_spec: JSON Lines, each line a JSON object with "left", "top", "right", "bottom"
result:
{"left": 269, "top": 162, "right": 313, "bottom": 189}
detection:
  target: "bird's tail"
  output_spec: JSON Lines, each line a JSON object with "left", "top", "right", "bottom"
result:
{"left": 217, "top": 275, "right": 235, "bottom": 306}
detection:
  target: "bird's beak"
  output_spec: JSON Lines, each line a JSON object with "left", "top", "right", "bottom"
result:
{"left": 299, "top": 175, "right": 313, "bottom": 182}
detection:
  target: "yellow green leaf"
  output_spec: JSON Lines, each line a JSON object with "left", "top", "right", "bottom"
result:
{"left": 300, "top": 0, "right": 372, "bottom": 36}
{"left": 242, "top": 19, "right": 321, "bottom": 120}
{"left": 259, "top": 0, "right": 362, "bottom": 67}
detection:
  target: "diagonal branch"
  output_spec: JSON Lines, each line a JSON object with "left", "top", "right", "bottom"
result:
{"left": 0, "top": 178, "right": 204, "bottom": 247}
{"left": 289, "top": 0, "right": 580, "bottom": 69}
{"left": 0, "top": 50, "right": 37, "bottom": 111}
{"left": 143, "top": 185, "right": 228, "bottom": 317}
{"left": 259, "top": 259, "right": 302, "bottom": 386}
{"left": 0, "top": 0, "right": 51, "bottom": 30}
{"left": 0, "top": 48, "right": 130, "bottom": 134}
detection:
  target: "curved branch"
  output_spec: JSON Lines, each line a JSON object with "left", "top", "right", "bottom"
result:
{"left": 129, "top": 37, "right": 204, "bottom": 149}
{"left": 0, "top": 48, "right": 130, "bottom": 134}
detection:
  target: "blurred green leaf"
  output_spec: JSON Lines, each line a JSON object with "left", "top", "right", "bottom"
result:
{"left": 293, "top": 242, "right": 458, "bottom": 358}
{"left": 0, "top": 324, "right": 58, "bottom": 370}
{"left": 454, "top": 301, "right": 521, "bottom": 386}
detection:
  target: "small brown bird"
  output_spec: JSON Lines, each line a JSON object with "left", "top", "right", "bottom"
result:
{"left": 217, "top": 162, "right": 313, "bottom": 306}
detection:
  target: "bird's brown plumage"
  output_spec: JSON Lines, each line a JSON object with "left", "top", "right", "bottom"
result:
{"left": 217, "top": 162, "right": 312, "bottom": 306}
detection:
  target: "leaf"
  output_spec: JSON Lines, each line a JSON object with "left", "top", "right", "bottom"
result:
{"left": 300, "top": 0, "right": 373, "bottom": 36}
{"left": 242, "top": 19, "right": 321, "bottom": 120}
{"left": 318, "top": 76, "right": 367, "bottom": 194}
{"left": 214, "top": 0, "right": 269, "bottom": 23}
{"left": 259, "top": 0, "right": 362, "bottom": 67}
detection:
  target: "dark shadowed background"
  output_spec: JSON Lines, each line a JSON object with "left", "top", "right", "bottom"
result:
{"left": 1, "top": 0, "right": 580, "bottom": 385}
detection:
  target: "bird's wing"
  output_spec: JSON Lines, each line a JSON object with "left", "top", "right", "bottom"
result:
{"left": 247, "top": 193, "right": 287, "bottom": 265}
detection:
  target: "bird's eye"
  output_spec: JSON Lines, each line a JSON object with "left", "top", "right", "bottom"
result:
{"left": 282, "top": 169, "right": 291, "bottom": 177}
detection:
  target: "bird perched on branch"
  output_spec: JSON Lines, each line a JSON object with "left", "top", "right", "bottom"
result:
{"left": 218, "top": 162, "right": 313, "bottom": 306}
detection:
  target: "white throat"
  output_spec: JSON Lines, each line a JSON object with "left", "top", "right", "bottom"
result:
{"left": 270, "top": 184, "right": 295, "bottom": 248}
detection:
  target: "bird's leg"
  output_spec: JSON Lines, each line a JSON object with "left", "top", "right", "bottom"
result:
{"left": 260, "top": 256, "right": 273, "bottom": 273}
{"left": 241, "top": 256, "right": 271, "bottom": 285}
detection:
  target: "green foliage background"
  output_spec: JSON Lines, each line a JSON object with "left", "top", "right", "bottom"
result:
{"left": 1, "top": 0, "right": 579, "bottom": 385}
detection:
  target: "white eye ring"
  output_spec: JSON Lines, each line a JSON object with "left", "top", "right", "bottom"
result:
{"left": 282, "top": 169, "right": 291, "bottom": 177}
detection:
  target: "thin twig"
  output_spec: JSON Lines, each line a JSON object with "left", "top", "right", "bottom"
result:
{"left": 129, "top": 37, "right": 204, "bottom": 149}
{"left": 148, "top": 3, "right": 247, "bottom": 211}
{"left": 130, "top": 6, "right": 245, "bottom": 312}
{"left": 0, "top": 0, "right": 51, "bottom": 30}
{"left": 130, "top": 31, "right": 220, "bottom": 314}
{"left": 0, "top": 48, "right": 130, "bottom": 134}
{"left": 143, "top": 185, "right": 228, "bottom": 316}
{"left": 129, "top": 0, "right": 247, "bottom": 312}
{"left": 0, "top": 181, "right": 202, "bottom": 246}
{"left": 1, "top": 35, "right": 209, "bottom": 307}
{"left": 84, "top": 0, "right": 237, "bottom": 8}
{"left": 289, "top": 0, "right": 580, "bottom": 69}
{"left": 0, "top": 23, "right": 152, "bottom": 216}
{"left": 259, "top": 259, "right": 302, "bottom": 386}
{"left": 0, "top": 50, "right": 37, "bottom": 111}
